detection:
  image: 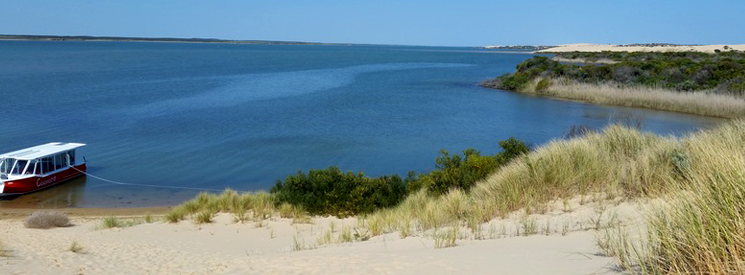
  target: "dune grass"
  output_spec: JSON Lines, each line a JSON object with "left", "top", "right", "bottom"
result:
{"left": 597, "top": 120, "right": 745, "bottom": 274}
{"left": 362, "top": 120, "right": 745, "bottom": 267}
{"left": 364, "top": 123, "right": 681, "bottom": 238}
{"left": 166, "top": 190, "right": 280, "bottom": 225}
{"left": 100, "top": 216, "right": 142, "bottom": 229}
{"left": 165, "top": 120, "right": 745, "bottom": 270}
{"left": 519, "top": 78, "right": 745, "bottom": 118}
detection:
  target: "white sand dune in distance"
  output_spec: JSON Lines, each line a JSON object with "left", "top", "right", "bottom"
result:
{"left": 539, "top": 43, "right": 745, "bottom": 53}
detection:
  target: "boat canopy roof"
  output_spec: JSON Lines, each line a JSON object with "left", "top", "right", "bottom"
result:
{"left": 0, "top": 142, "right": 85, "bottom": 160}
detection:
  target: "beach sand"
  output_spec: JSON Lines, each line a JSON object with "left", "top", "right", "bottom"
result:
{"left": 539, "top": 43, "right": 745, "bottom": 53}
{"left": 0, "top": 199, "right": 641, "bottom": 274}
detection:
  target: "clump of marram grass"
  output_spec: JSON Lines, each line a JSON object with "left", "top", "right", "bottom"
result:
{"left": 603, "top": 120, "right": 745, "bottom": 274}
{"left": 24, "top": 211, "right": 70, "bottom": 229}
{"left": 168, "top": 190, "right": 284, "bottom": 225}
{"left": 165, "top": 208, "right": 186, "bottom": 223}
{"left": 194, "top": 210, "right": 216, "bottom": 224}
{"left": 434, "top": 227, "right": 458, "bottom": 249}
{"left": 101, "top": 216, "right": 120, "bottom": 229}
{"left": 99, "top": 216, "right": 141, "bottom": 229}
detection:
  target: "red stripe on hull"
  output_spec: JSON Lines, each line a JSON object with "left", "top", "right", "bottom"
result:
{"left": 2, "top": 164, "right": 87, "bottom": 195}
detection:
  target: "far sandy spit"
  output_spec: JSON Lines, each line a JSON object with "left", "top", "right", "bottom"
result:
{"left": 539, "top": 43, "right": 745, "bottom": 53}
{"left": 0, "top": 199, "right": 643, "bottom": 275}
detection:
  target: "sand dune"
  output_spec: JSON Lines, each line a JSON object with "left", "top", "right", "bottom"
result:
{"left": 0, "top": 200, "right": 640, "bottom": 274}
{"left": 539, "top": 43, "right": 745, "bottom": 53}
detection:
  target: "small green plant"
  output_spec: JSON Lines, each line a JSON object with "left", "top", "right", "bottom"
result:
{"left": 195, "top": 210, "right": 215, "bottom": 224}
{"left": 278, "top": 203, "right": 295, "bottom": 218}
{"left": 338, "top": 226, "right": 353, "bottom": 243}
{"left": 144, "top": 214, "right": 155, "bottom": 223}
{"left": 165, "top": 209, "right": 185, "bottom": 223}
{"left": 520, "top": 216, "right": 538, "bottom": 236}
{"left": 101, "top": 216, "right": 121, "bottom": 229}
{"left": 434, "top": 227, "right": 458, "bottom": 249}
{"left": 232, "top": 207, "right": 249, "bottom": 223}
{"left": 353, "top": 228, "right": 370, "bottom": 242}
{"left": 68, "top": 241, "right": 85, "bottom": 253}
{"left": 399, "top": 220, "right": 411, "bottom": 239}
{"left": 182, "top": 200, "right": 201, "bottom": 216}
{"left": 292, "top": 235, "right": 303, "bottom": 251}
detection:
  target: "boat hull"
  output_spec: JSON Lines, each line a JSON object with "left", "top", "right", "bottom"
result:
{"left": 0, "top": 164, "right": 87, "bottom": 196}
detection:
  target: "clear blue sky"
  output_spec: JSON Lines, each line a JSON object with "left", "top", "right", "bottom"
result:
{"left": 1, "top": 0, "right": 743, "bottom": 46}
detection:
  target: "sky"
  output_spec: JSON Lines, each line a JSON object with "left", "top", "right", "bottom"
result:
{"left": 1, "top": 0, "right": 743, "bottom": 47}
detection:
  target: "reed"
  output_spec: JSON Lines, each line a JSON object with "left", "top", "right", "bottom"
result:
{"left": 521, "top": 78, "right": 745, "bottom": 118}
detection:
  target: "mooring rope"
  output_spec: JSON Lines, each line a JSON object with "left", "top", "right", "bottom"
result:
{"left": 68, "top": 165, "right": 231, "bottom": 192}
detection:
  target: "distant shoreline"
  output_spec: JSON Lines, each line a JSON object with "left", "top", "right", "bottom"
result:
{"left": 0, "top": 34, "right": 351, "bottom": 46}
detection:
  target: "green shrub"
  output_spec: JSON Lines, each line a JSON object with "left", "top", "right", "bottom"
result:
{"left": 415, "top": 138, "right": 530, "bottom": 195}
{"left": 482, "top": 52, "right": 745, "bottom": 95}
{"left": 271, "top": 167, "right": 407, "bottom": 216}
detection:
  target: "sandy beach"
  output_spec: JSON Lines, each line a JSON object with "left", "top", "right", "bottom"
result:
{"left": 539, "top": 43, "right": 745, "bottom": 53}
{"left": 0, "top": 198, "right": 642, "bottom": 274}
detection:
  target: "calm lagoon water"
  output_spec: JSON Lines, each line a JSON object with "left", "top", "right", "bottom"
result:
{"left": 0, "top": 41, "right": 722, "bottom": 208}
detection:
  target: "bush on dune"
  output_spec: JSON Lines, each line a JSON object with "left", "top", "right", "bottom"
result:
{"left": 24, "top": 211, "right": 70, "bottom": 229}
{"left": 410, "top": 137, "right": 530, "bottom": 196}
{"left": 483, "top": 51, "right": 745, "bottom": 96}
{"left": 271, "top": 167, "right": 407, "bottom": 216}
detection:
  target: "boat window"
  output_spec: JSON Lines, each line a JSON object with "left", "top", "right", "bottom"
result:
{"left": 29, "top": 160, "right": 38, "bottom": 175}
{"left": 0, "top": 158, "right": 13, "bottom": 174}
{"left": 68, "top": 150, "right": 76, "bottom": 166}
{"left": 11, "top": 160, "right": 28, "bottom": 175}
{"left": 54, "top": 153, "right": 64, "bottom": 170}
{"left": 41, "top": 156, "right": 53, "bottom": 174}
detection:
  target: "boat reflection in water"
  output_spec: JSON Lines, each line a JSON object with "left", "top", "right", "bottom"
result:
{"left": 0, "top": 176, "right": 87, "bottom": 209}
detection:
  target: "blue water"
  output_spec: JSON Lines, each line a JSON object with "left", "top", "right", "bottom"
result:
{"left": 0, "top": 41, "right": 721, "bottom": 208}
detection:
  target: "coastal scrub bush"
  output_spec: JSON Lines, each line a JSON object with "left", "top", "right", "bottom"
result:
{"left": 271, "top": 167, "right": 407, "bottom": 216}
{"left": 24, "top": 211, "right": 70, "bottom": 229}
{"left": 482, "top": 51, "right": 745, "bottom": 96}
{"left": 413, "top": 137, "right": 530, "bottom": 196}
